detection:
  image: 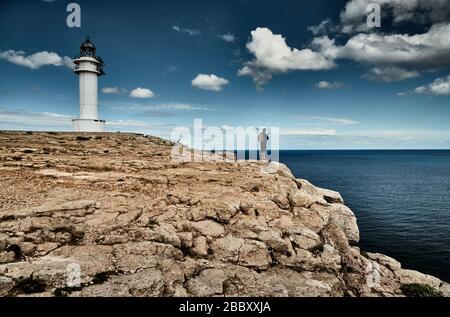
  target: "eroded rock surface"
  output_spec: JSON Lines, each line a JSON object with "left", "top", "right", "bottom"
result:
{"left": 0, "top": 131, "right": 448, "bottom": 297}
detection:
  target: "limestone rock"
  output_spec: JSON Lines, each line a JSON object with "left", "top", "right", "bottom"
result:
{"left": 177, "top": 232, "right": 194, "bottom": 249}
{"left": 186, "top": 268, "right": 227, "bottom": 296}
{"left": 316, "top": 187, "right": 344, "bottom": 204}
{"left": 0, "top": 276, "right": 14, "bottom": 296}
{"left": 198, "top": 197, "right": 241, "bottom": 223}
{"left": 212, "top": 236, "right": 271, "bottom": 269}
{"left": 257, "top": 230, "right": 292, "bottom": 254}
{"left": 0, "top": 132, "right": 447, "bottom": 298}
{"left": 440, "top": 282, "right": 450, "bottom": 297}
{"left": 296, "top": 179, "right": 343, "bottom": 204}
{"left": 192, "top": 236, "right": 208, "bottom": 257}
{"left": 0, "top": 252, "right": 16, "bottom": 264}
{"left": 188, "top": 220, "right": 225, "bottom": 238}
{"left": 395, "top": 269, "right": 442, "bottom": 289}
{"left": 253, "top": 269, "right": 344, "bottom": 297}
{"left": 0, "top": 234, "right": 8, "bottom": 252}
{"left": 365, "top": 252, "right": 401, "bottom": 271}
{"left": 153, "top": 223, "right": 182, "bottom": 247}
{"left": 288, "top": 190, "right": 327, "bottom": 208}
{"left": 289, "top": 228, "right": 322, "bottom": 250}
{"left": 293, "top": 207, "right": 326, "bottom": 233}
{"left": 327, "top": 204, "right": 360, "bottom": 243}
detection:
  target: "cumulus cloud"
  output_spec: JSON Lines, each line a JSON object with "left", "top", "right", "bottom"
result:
{"left": 307, "top": 19, "right": 337, "bottom": 35}
{"left": 305, "top": 2, "right": 450, "bottom": 84}
{"left": 219, "top": 32, "right": 236, "bottom": 42}
{"left": 238, "top": 27, "right": 335, "bottom": 88}
{"left": 364, "top": 66, "right": 420, "bottom": 82}
{"left": 340, "top": 23, "right": 450, "bottom": 68}
{"left": 415, "top": 75, "right": 450, "bottom": 95}
{"left": 130, "top": 87, "right": 156, "bottom": 98}
{"left": 191, "top": 74, "right": 229, "bottom": 91}
{"left": 339, "top": 0, "right": 450, "bottom": 34}
{"left": 315, "top": 81, "right": 344, "bottom": 89}
{"left": 0, "top": 50, "right": 73, "bottom": 70}
{"left": 312, "top": 23, "right": 450, "bottom": 77}
{"left": 102, "top": 87, "right": 127, "bottom": 94}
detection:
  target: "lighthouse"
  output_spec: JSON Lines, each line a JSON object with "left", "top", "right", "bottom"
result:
{"left": 72, "top": 37, "right": 106, "bottom": 132}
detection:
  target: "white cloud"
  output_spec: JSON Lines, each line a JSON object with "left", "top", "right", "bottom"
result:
{"left": 0, "top": 107, "right": 74, "bottom": 130}
{"left": 304, "top": 116, "right": 358, "bottom": 125}
{"left": 281, "top": 130, "right": 450, "bottom": 150}
{"left": 305, "top": 7, "right": 450, "bottom": 85}
{"left": 414, "top": 86, "right": 428, "bottom": 94}
{"left": 415, "top": 75, "right": 450, "bottom": 95}
{"left": 219, "top": 32, "right": 236, "bottom": 42}
{"left": 62, "top": 56, "right": 75, "bottom": 70}
{"left": 281, "top": 128, "right": 337, "bottom": 136}
{"left": 340, "top": 24, "right": 450, "bottom": 68}
{"left": 307, "top": 19, "right": 336, "bottom": 35}
{"left": 238, "top": 28, "right": 335, "bottom": 88}
{"left": 0, "top": 106, "right": 175, "bottom": 136}
{"left": 364, "top": 66, "right": 420, "bottom": 82}
{"left": 0, "top": 50, "right": 73, "bottom": 70}
{"left": 339, "top": 0, "right": 450, "bottom": 34}
{"left": 106, "top": 120, "right": 175, "bottom": 135}
{"left": 172, "top": 25, "right": 201, "bottom": 36}
{"left": 164, "top": 65, "right": 180, "bottom": 73}
{"left": 192, "top": 74, "right": 229, "bottom": 91}
{"left": 130, "top": 87, "right": 156, "bottom": 98}
{"left": 102, "top": 87, "right": 127, "bottom": 94}
{"left": 312, "top": 23, "right": 450, "bottom": 78}
{"left": 109, "top": 103, "right": 212, "bottom": 112}
{"left": 315, "top": 81, "right": 344, "bottom": 89}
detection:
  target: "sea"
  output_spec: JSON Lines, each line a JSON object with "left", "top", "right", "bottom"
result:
{"left": 278, "top": 150, "right": 450, "bottom": 283}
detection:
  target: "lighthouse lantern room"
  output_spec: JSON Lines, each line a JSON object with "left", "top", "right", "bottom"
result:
{"left": 72, "top": 37, "right": 106, "bottom": 132}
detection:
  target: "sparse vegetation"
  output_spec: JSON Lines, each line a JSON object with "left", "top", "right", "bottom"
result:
{"left": 400, "top": 283, "right": 443, "bottom": 297}
{"left": 147, "top": 218, "right": 160, "bottom": 229}
{"left": 14, "top": 277, "right": 46, "bottom": 294}
{"left": 360, "top": 251, "right": 369, "bottom": 259}
{"left": 76, "top": 136, "right": 91, "bottom": 141}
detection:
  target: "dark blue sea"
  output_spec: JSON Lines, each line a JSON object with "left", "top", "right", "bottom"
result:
{"left": 279, "top": 150, "right": 450, "bottom": 283}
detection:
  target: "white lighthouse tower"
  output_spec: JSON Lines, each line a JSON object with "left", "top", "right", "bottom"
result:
{"left": 72, "top": 37, "right": 106, "bottom": 132}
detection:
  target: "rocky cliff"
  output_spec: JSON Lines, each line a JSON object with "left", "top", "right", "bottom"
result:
{"left": 0, "top": 131, "right": 448, "bottom": 297}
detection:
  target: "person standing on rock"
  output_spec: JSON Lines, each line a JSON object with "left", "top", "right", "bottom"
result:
{"left": 258, "top": 128, "right": 269, "bottom": 161}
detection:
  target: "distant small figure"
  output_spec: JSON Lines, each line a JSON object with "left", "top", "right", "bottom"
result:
{"left": 258, "top": 128, "right": 269, "bottom": 161}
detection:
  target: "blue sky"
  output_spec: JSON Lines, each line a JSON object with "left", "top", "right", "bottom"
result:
{"left": 1, "top": 0, "right": 450, "bottom": 149}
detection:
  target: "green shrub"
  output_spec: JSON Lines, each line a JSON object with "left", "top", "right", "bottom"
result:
{"left": 400, "top": 283, "right": 443, "bottom": 297}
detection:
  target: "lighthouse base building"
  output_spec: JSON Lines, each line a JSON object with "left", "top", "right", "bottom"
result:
{"left": 72, "top": 119, "right": 106, "bottom": 132}
{"left": 72, "top": 37, "right": 106, "bottom": 132}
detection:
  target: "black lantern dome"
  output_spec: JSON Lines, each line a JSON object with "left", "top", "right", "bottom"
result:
{"left": 74, "top": 36, "right": 105, "bottom": 76}
{"left": 79, "top": 36, "right": 97, "bottom": 57}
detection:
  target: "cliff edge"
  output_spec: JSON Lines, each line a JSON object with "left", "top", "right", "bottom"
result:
{"left": 0, "top": 131, "right": 448, "bottom": 297}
